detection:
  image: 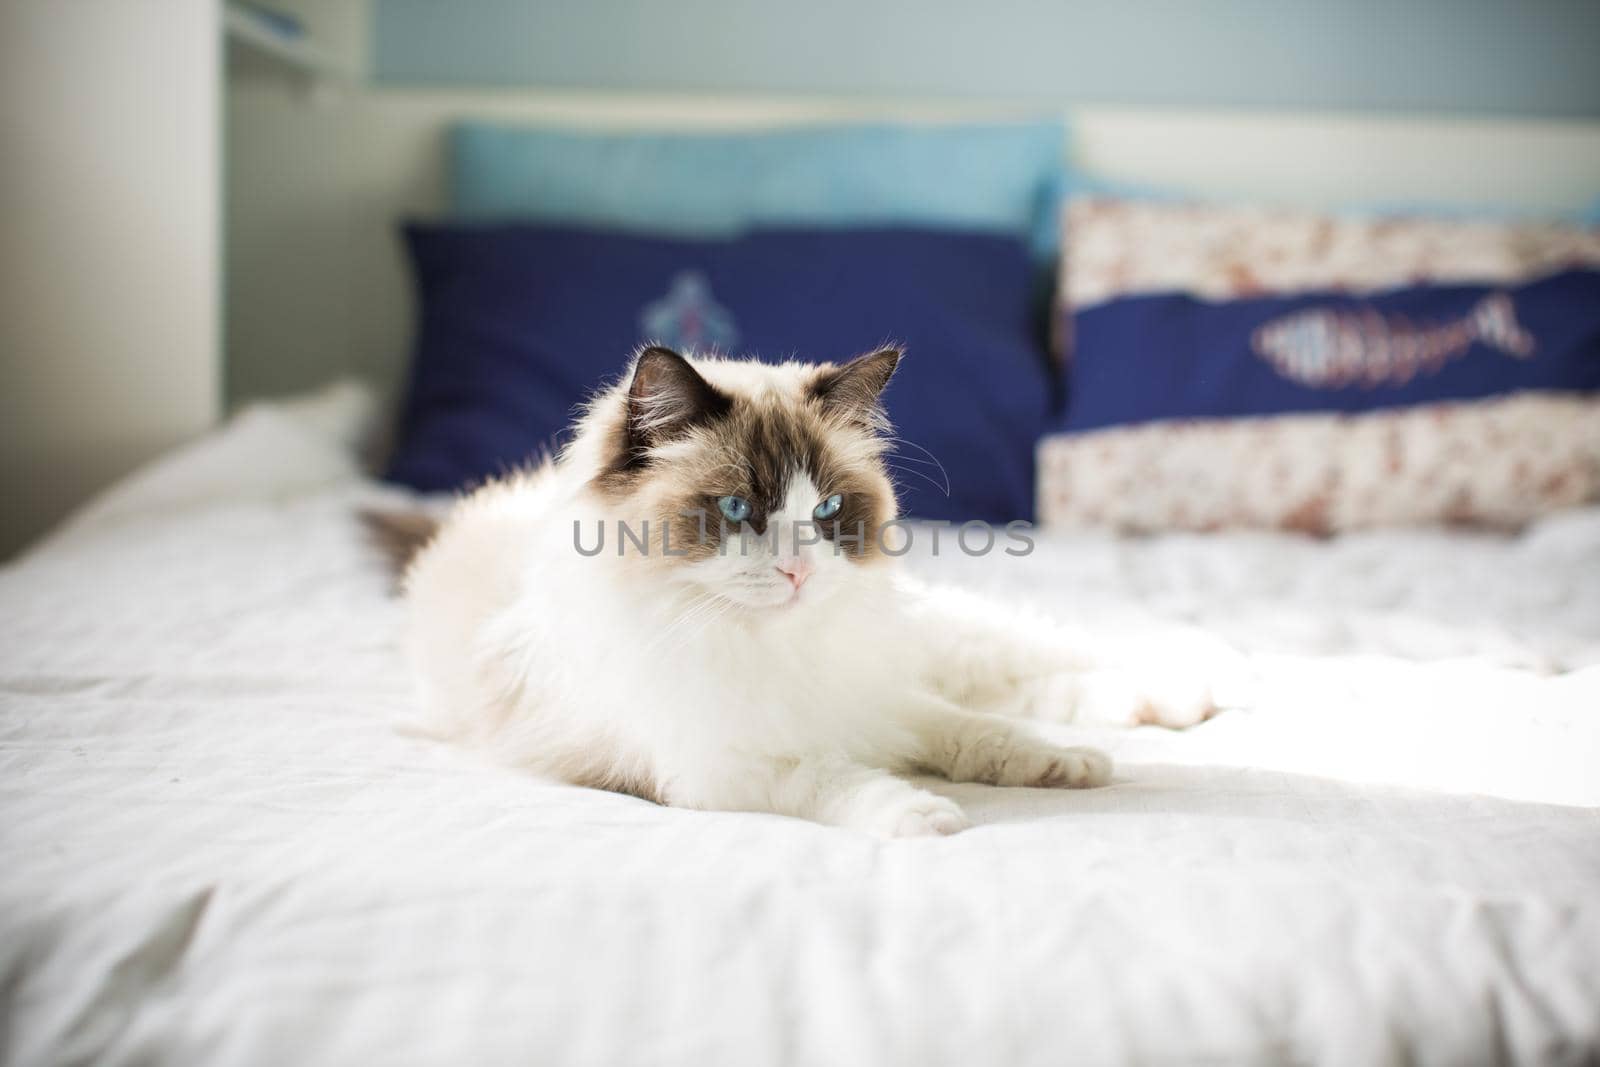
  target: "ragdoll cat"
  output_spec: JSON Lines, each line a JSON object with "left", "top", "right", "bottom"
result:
{"left": 386, "top": 346, "right": 1213, "bottom": 837}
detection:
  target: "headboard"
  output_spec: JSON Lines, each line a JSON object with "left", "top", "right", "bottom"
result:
{"left": 224, "top": 85, "right": 1600, "bottom": 409}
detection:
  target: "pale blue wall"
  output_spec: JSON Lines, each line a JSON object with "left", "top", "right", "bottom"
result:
{"left": 374, "top": 0, "right": 1600, "bottom": 118}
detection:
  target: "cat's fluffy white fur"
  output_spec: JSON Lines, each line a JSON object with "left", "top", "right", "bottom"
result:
{"left": 399, "top": 347, "right": 1212, "bottom": 836}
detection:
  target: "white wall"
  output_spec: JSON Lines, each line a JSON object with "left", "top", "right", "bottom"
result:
{"left": 0, "top": 0, "right": 222, "bottom": 559}
{"left": 225, "top": 0, "right": 370, "bottom": 407}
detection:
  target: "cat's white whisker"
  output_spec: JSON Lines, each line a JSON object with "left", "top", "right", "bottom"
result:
{"left": 883, "top": 436, "right": 952, "bottom": 495}
{"left": 642, "top": 592, "right": 723, "bottom": 657}
{"left": 883, "top": 461, "right": 952, "bottom": 498}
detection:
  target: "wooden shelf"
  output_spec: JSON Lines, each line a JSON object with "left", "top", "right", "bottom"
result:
{"left": 224, "top": 6, "right": 353, "bottom": 86}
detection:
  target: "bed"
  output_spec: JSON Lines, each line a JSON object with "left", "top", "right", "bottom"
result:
{"left": 3, "top": 385, "right": 1598, "bottom": 1064}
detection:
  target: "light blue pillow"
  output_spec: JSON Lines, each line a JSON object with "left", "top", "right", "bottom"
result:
{"left": 450, "top": 120, "right": 1068, "bottom": 260}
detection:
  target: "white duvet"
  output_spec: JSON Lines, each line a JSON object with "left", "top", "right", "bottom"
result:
{"left": 3, "top": 387, "right": 1598, "bottom": 1066}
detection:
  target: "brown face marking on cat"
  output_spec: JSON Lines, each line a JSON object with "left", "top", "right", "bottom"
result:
{"left": 590, "top": 348, "right": 900, "bottom": 563}
{"left": 655, "top": 399, "right": 895, "bottom": 562}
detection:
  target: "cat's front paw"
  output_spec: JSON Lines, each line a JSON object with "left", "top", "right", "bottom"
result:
{"left": 1001, "top": 744, "right": 1114, "bottom": 789}
{"left": 859, "top": 791, "right": 971, "bottom": 838}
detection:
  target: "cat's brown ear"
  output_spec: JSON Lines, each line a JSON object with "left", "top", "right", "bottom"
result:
{"left": 812, "top": 347, "right": 901, "bottom": 424}
{"left": 627, "top": 346, "right": 731, "bottom": 448}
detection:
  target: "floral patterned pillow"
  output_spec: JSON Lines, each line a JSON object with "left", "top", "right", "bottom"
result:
{"left": 1042, "top": 199, "right": 1600, "bottom": 533}
{"left": 1038, "top": 394, "right": 1600, "bottom": 535}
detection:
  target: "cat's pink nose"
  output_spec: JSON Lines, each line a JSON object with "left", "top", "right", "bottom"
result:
{"left": 775, "top": 559, "right": 813, "bottom": 591}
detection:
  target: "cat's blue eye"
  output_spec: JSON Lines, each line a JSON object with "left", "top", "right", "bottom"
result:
{"left": 717, "top": 495, "right": 752, "bottom": 523}
{"left": 813, "top": 493, "right": 844, "bottom": 520}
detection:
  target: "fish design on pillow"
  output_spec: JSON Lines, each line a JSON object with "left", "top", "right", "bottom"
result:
{"left": 1251, "top": 292, "right": 1536, "bottom": 388}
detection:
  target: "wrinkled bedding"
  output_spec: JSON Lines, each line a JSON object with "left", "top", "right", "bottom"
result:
{"left": 3, "top": 387, "right": 1598, "bottom": 1066}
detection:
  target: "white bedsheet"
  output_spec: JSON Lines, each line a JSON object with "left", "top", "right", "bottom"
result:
{"left": 3, "top": 388, "right": 1598, "bottom": 1066}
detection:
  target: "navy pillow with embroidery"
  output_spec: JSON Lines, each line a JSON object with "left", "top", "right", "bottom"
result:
{"left": 388, "top": 223, "right": 1050, "bottom": 522}
{"left": 1061, "top": 269, "right": 1600, "bottom": 433}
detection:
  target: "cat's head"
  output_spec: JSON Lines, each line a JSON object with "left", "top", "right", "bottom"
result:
{"left": 583, "top": 346, "right": 901, "bottom": 611}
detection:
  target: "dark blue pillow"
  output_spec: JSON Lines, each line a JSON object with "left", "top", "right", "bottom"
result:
{"left": 388, "top": 224, "right": 1049, "bottom": 522}
{"left": 1061, "top": 269, "right": 1600, "bottom": 433}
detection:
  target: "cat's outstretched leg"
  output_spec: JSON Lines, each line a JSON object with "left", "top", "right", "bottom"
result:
{"left": 671, "top": 754, "right": 971, "bottom": 838}
{"left": 900, "top": 579, "right": 1219, "bottom": 728}
{"left": 997, "top": 668, "right": 1219, "bottom": 729}
{"left": 903, "top": 698, "right": 1113, "bottom": 788}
